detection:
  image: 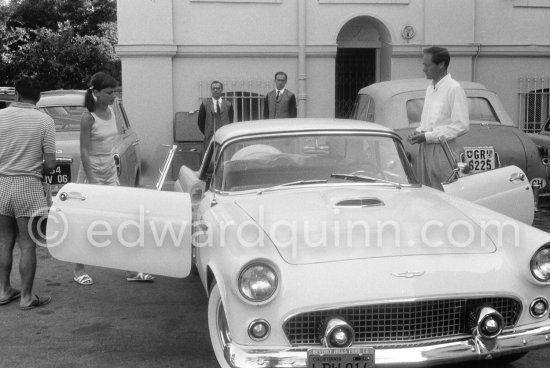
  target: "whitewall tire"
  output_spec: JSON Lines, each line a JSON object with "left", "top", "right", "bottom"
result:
{"left": 208, "top": 283, "right": 232, "bottom": 368}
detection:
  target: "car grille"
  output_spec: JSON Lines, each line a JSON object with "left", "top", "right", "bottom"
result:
{"left": 283, "top": 297, "right": 522, "bottom": 346}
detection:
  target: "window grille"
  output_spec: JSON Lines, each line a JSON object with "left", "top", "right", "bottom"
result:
{"left": 199, "top": 80, "right": 273, "bottom": 122}
{"left": 518, "top": 77, "right": 550, "bottom": 133}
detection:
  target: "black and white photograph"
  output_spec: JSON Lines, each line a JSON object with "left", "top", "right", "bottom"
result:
{"left": 1, "top": 1, "right": 550, "bottom": 367}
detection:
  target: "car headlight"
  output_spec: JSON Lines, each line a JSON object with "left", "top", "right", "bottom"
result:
{"left": 531, "top": 245, "right": 550, "bottom": 282}
{"left": 239, "top": 262, "right": 278, "bottom": 302}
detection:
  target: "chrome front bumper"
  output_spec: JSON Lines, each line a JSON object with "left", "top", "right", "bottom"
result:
{"left": 224, "top": 325, "right": 550, "bottom": 367}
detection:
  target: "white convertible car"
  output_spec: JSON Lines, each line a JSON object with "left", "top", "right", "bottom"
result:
{"left": 47, "top": 119, "right": 550, "bottom": 368}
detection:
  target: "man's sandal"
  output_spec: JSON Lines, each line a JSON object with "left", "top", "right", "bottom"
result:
{"left": 126, "top": 272, "right": 155, "bottom": 282}
{"left": 20, "top": 295, "right": 52, "bottom": 311}
{"left": 74, "top": 274, "right": 94, "bottom": 285}
{"left": 0, "top": 289, "right": 21, "bottom": 305}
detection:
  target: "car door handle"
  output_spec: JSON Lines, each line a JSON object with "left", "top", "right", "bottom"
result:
{"left": 509, "top": 172, "right": 526, "bottom": 182}
{"left": 59, "top": 192, "right": 86, "bottom": 201}
{"left": 132, "top": 139, "right": 141, "bottom": 146}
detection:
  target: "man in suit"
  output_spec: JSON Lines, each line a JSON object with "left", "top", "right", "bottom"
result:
{"left": 197, "top": 81, "right": 234, "bottom": 153}
{"left": 263, "top": 72, "right": 297, "bottom": 119}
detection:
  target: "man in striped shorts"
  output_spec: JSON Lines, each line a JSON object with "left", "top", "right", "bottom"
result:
{"left": 0, "top": 77, "right": 56, "bottom": 310}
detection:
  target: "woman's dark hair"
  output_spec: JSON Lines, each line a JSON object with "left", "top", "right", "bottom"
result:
{"left": 14, "top": 77, "right": 41, "bottom": 103}
{"left": 84, "top": 72, "right": 118, "bottom": 112}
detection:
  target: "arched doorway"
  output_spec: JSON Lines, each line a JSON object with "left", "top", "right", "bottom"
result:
{"left": 335, "top": 16, "right": 392, "bottom": 118}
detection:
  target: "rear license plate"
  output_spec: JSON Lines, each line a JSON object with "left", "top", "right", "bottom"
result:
{"left": 307, "top": 347, "right": 375, "bottom": 368}
{"left": 464, "top": 147, "right": 495, "bottom": 172}
{"left": 44, "top": 164, "right": 71, "bottom": 185}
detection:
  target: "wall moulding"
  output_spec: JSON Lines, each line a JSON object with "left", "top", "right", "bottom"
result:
{"left": 514, "top": 0, "right": 550, "bottom": 8}
{"left": 391, "top": 44, "right": 550, "bottom": 58}
{"left": 190, "top": 0, "right": 281, "bottom": 3}
{"left": 174, "top": 45, "right": 337, "bottom": 58}
{"left": 115, "top": 44, "right": 177, "bottom": 57}
{"left": 319, "top": 0, "right": 409, "bottom": 4}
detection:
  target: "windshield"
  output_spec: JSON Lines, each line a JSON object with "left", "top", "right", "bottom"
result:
{"left": 39, "top": 106, "right": 85, "bottom": 132}
{"left": 213, "top": 134, "right": 417, "bottom": 192}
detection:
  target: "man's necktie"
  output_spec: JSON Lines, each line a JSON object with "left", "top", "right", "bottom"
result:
{"left": 276, "top": 90, "right": 280, "bottom": 99}
{"left": 216, "top": 100, "right": 221, "bottom": 114}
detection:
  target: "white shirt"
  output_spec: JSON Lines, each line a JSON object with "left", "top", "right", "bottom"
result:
{"left": 211, "top": 97, "right": 224, "bottom": 112}
{"left": 417, "top": 74, "right": 469, "bottom": 144}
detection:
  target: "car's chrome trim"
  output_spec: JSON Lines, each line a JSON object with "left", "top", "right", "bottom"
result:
{"left": 281, "top": 293, "right": 523, "bottom": 326}
{"left": 529, "top": 297, "right": 549, "bottom": 318}
{"left": 223, "top": 324, "right": 550, "bottom": 367}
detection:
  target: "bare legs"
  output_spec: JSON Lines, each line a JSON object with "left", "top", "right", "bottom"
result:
{"left": 0, "top": 215, "right": 17, "bottom": 300}
{"left": 0, "top": 215, "right": 42, "bottom": 306}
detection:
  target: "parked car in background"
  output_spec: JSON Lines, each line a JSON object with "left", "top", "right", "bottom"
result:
{"left": 0, "top": 86, "right": 15, "bottom": 108}
{"left": 46, "top": 119, "right": 550, "bottom": 368}
{"left": 0, "top": 88, "right": 141, "bottom": 191}
{"left": 351, "top": 79, "right": 550, "bottom": 206}
{"left": 527, "top": 119, "right": 550, "bottom": 206}
{"left": 37, "top": 90, "right": 142, "bottom": 192}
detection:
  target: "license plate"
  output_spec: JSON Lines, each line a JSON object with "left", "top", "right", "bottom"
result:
{"left": 307, "top": 347, "right": 375, "bottom": 368}
{"left": 44, "top": 164, "right": 71, "bottom": 185}
{"left": 464, "top": 147, "right": 495, "bottom": 172}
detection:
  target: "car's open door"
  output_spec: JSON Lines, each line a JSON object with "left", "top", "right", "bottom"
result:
{"left": 46, "top": 183, "right": 192, "bottom": 278}
{"left": 443, "top": 165, "right": 534, "bottom": 225}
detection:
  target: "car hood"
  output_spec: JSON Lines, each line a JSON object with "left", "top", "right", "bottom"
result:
{"left": 234, "top": 186, "right": 496, "bottom": 265}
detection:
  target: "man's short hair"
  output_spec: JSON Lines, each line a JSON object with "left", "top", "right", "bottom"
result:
{"left": 211, "top": 81, "right": 223, "bottom": 89}
{"left": 424, "top": 46, "right": 450, "bottom": 69}
{"left": 274, "top": 72, "right": 288, "bottom": 81}
{"left": 14, "top": 77, "right": 41, "bottom": 102}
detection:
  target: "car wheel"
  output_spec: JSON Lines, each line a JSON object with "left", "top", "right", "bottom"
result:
{"left": 208, "top": 282, "right": 232, "bottom": 368}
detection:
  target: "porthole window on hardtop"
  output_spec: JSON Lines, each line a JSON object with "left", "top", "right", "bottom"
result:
{"left": 351, "top": 94, "right": 375, "bottom": 122}
{"left": 406, "top": 97, "right": 500, "bottom": 125}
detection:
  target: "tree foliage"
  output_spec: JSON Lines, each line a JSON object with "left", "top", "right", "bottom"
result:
{"left": 0, "top": 0, "right": 119, "bottom": 90}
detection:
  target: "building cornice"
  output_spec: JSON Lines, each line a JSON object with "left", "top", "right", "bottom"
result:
{"left": 116, "top": 44, "right": 337, "bottom": 58}
{"left": 392, "top": 43, "right": 550, "bottom": 57}
{"left": 115, "top": 44, "right": 178, "bottom": 57}
{"left": 116, "top": 43, "right": 550, "bottom": 58}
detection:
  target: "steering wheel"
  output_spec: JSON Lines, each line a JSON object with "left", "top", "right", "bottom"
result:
{"left": 349, "top": 161, "right": 383, "bottom": 178}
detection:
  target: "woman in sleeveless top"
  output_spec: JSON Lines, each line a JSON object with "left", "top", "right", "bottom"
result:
{"left": 73, "top": 72, "right": 155, "bottom": 285}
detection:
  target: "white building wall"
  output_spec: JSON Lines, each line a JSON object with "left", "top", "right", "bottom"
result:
{"left": 116, "top": 0, "right": 550, "bottom": 177}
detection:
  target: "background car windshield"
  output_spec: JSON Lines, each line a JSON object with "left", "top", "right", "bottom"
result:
{"left": 406, "top": 97, "right": 500, "bottom": 125}
{"left": 351, "top": 95, "right": 375, "bottom": 121}
{"left": 214, "top": 134, "right": 413, "bottom": 191}
{"left": 40, "top": 106, "right": 85, "bottom": 132}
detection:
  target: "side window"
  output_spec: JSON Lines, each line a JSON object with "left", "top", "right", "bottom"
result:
{"left": 406, "top": 98, "right": 424, "bottom": 125}
{"left": 468, "top": 97, "right": 500, "bottom": 123}
{"left": 525, "top": 88, "right": 549, "bottom": 130}
{"left": 351, "top": 95, "right": 375, "bottom": 122}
